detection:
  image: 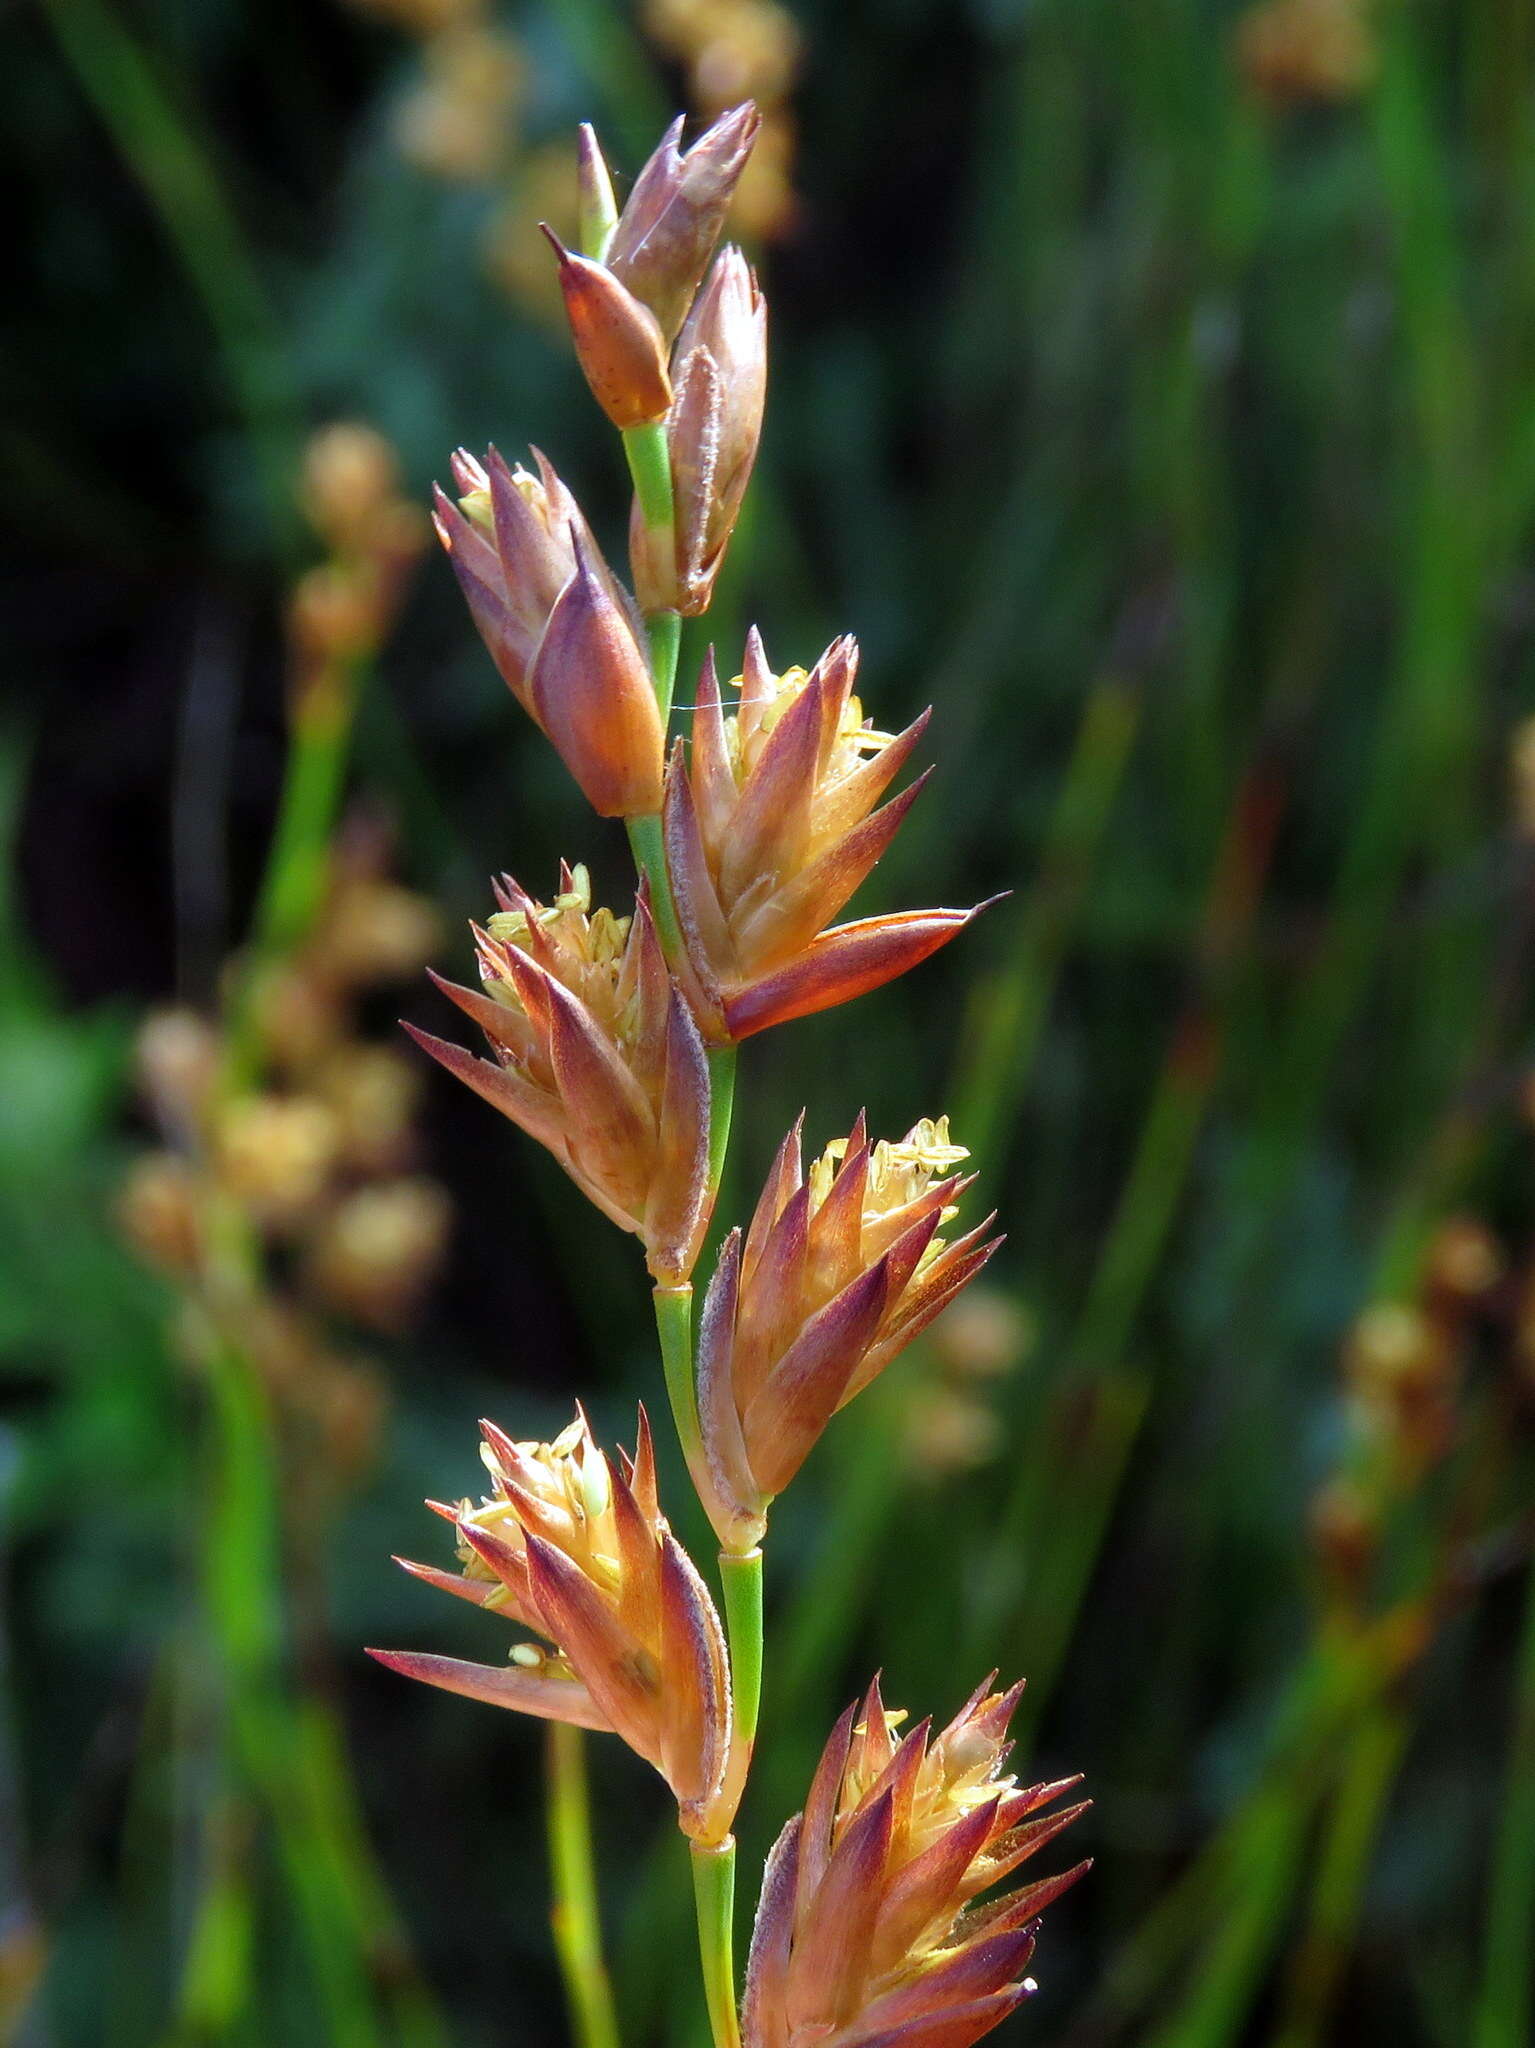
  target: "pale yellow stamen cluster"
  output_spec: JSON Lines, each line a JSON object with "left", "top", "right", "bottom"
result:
{"left": 457, "top": 1418, "right": 616, "bottom": 1589}
{"left": 808, "top": 1117, "right": 969, "bottom": 1235}
{"left": 727, "top": 661, "right": 896, "bottom": 783}
{"left": 481, "top": 868, "right": 642, "bottom": 1041}
{"left": 456, "top": 455, "right": 545, "bottom": 538}
{"left": 446, "top": 1421, "right": 629, "bottom": 1680}
{"left": 836, "top": 1702, "right": 1020, "bottom": 1881}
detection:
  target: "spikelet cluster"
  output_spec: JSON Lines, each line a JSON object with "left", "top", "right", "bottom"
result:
{"left": 693, "top": 1116, "right": 1000, "bottom": 1550}
{"left": 744, "top": 1676, "right": 1088, "bottom": 2048}
{"left": 666, "top": 634, "right": 980, "bottom": 1042}
{"left": 408, "top": 863, "right": 712, "bottom": 1284}
{"left": 373, "top": 98, "right": 1089, "bottom": 2048}
{"left": 373, "top": 1409, "right": 739, "bottom": 1843}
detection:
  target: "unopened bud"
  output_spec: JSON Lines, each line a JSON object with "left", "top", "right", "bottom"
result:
{"left": 526, "top": 534, "right": 666, "bottom": 817}
{"left": 576, "top": 122, "right": 619, "bottom": 259}
{"left": 606, "top": 104, "right": 761, "bottom": 341}
{"left": 543, "top": 230, "right": 673, "bottom": 429}
{"left": 636, "top": 246, "right": 766, "bottom": 615}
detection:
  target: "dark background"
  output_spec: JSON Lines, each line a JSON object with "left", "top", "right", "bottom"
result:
{"left": 4, "top": 1, "right": 1535, "bottom": 2044}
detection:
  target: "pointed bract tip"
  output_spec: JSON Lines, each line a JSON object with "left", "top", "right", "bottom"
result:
{"left": 539, "top": 221, "right": 573, "bottom": 265}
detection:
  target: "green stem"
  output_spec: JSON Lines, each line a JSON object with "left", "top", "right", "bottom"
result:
{"left": 624, "top": 422, "right": 676, "bottom": 547}
{"left": 690, "top": 1839, "right": 742, "bottom": 2048}
{"left": 622, "top": 416, "right": 680, "bottom": 722}
{"left": 225, "top": 660, "right": 367, "bottom": 1098}
{"left": 626, "top": 811, "right": 684, "bottom": 961}
{"left": 1270, "top": 1707, "right": 1411, "bottom": 2048}
{"left": 719, "top": 1550, "right": 763, "bottom": 1755}
{"left": 197, "top": 1292, "right": 382, "bottom": 2047}
{"left": 547, "top": 1723, "right": 622, "bottom": 2048}
{"left": 251, "top": 679, "right": 362, "bottom": 960}
{"left": 706, "top": 1045, "right": 738, "bottom": 1202}
{"left": 1473, "top": 1553, "right": 1535, "bottom": 2048}
{"left": 646, "top": 609, "right": 682, "bottom": 724}
{"left": 654, "top": 1283, "right": 703, "bottom": 1473}
{"left": 949, "top": 674, "right": 1140, "bottom": 1162}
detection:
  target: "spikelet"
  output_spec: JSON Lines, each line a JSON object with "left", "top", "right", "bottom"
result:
{"left": 370, "top": 1408, "right": 738, "bottom": 1843}
{"left": 743, "top": 1674, "right": 1089, "bottom": 2048}
{"left": 433, "top": 447, "right": 664, "bottom": 817}
{"left": 665, "top": 633, "right": 988, "bottom": 1042}
{"left": 408, "top": 863, "right": 712, "bottom": 1284}
{"left": 693, "top": 1115, "right": 999, "bottom": 1549}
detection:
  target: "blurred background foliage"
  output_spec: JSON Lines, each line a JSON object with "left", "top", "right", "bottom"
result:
{"left": 4, "top": 0, "right": 1535, "bottom": 2043}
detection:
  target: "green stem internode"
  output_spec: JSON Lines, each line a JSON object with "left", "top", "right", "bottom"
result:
{"left": 690, "top": 1838, "right": 743, "bottom": 2048}
{"left": 623, "top": 420, "right": 676, "bottom": 545}
{"left": 622, "top": 414, "right": 680, "bottom": 721}
{"left": 706, "top": 1043, "right": 738, "bottom": 1202}
{"left": 546, "top": 1723, "right": 622, "bottom": 2048}
{"left": 653, "top": 1282, "right": 703, "bottom": 1474}
{"left": 625, "top": 810, "right": 684, "bottom": 964}
{"left": 719, "top": 1548, "right": 763, "bottom": 1756}
{"left": 646, "top": 608, "right": 682, "bottom": 724}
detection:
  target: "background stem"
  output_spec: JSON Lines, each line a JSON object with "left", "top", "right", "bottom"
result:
{"left": 547, "top": 1723, "right": 622, "bottom": 2048}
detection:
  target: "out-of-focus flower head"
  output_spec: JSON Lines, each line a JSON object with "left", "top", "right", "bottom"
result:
{"left": 904, "top": 1286, "right": 1034, "bottom": 1482}
{"left": 289, "top": 423, "right": 428, "bottom": 712}
{"left": 408, "top": 863, "right": 712, "bottom": 1283}
{"left": 665, "top": 632, "right": 988, "bottom": 1042}
{"left": 434, "top": 448, "right": 664, "bottom": 817}
{"left": 346, "top": 0, "right": 487, "bottom": 31}
{"left": 135, "top": 1007, "right": 221, "bottom": 1141}
{"left": 693, "top": 1114, "right": 999, "bottom": 1549}
{"left": 1236, "top": 0, "right": 1376, "bottom": 106}
{"left": 305, "top": 1178, "right": 452, "bottom": 1331}
{"left": 631, "top": 246, "right": 767, "bottom": 617}
{"left": 743, "top": 1674, "right": 1088, "bottom": 2048}
{"left": 214, "top": 1095, "right": 341, "bottom": 1229}
{"left": 1343, "top": 1300, "right": 1460, "bottom": 1478}
{"left": 371, "top": 1408, "right": 739, "bottom": 1842}
{"left": 117, "top": 1153, "right": 205, "bottom": 1277}
{"left": 395, "top": 23, "right": 526, "bottom": 182}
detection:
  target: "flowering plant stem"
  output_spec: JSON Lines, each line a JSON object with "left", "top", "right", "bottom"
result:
{"left": 719, "top": 1549, "right": 763, "bottom": 1753}
{"left": 706, "top": 1044, "right": 738, "bottom": 1201}
{"left": 546, "top": 1722, "right": 622, "bottom": 2048}
{"left": 653, "top": 1282, "right": 704, "bottom": 1473}
{"left": 690, "top": 1839, "right": 743, "bottom": 2048}
{"left": 625, "top": 811, "right": 684, "bottom": 959}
